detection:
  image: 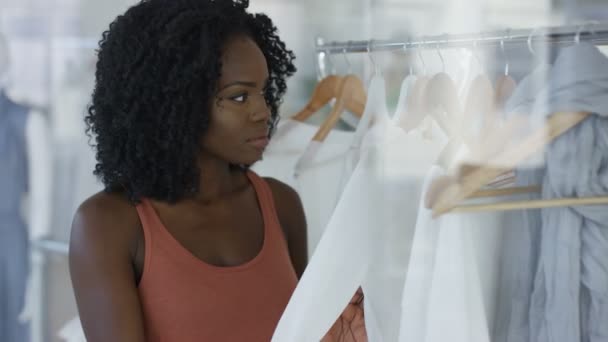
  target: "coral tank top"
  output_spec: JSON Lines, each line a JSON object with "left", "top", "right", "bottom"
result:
{"left": 135, "top": 171, "right": 297, "bottom": 341}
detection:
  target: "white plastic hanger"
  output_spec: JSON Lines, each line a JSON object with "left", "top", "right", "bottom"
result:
{"left": 351, "top": 41, "right": 388, "bottom": 142}
{"left": 401, "top": 39, "right": 431, "bottom": 133}
{"left": 393, "top": 41, "right": 418, "bottom": 129}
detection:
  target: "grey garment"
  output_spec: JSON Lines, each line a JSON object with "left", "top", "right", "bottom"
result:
{"left": 533, "top": 43, "right": 608, "bottom": 116}
{"left": 531, "top": 115, "right": 608, "bottom": 342}
{"left": 504, "top": 63, "right": 551, "bottom": 115}
{"left": 0, "top": 90, "right": 30, "bottom": 342}
{"left": 493, "top": 65, "right": 551, "bottom": 342}
{"left": 492, "top": 168, "right": 544, "bottom": 342}
{"left": 0, "top": 91, "right": 29, "bottom": 214}
{"left": 529, "top": 42, "right": 608, "bottom": 342}
{"left": 494, "top": 42, "right": 608, "bottom": 342}
{"left": 0, "top": 220, "right": 30, "bottom": 342}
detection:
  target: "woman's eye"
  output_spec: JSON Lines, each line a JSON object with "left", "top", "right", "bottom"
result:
{"left": 231, "top": 93, "right": 248, "bottom": 103}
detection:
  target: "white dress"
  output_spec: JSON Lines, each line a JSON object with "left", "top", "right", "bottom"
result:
{"left": 272, "top": 74, "right": 446, "bottom": 341}
{"left": 399, "top": 165, "right": 504, "bottom": 342}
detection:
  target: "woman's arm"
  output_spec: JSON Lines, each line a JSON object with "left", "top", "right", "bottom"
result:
{"left": 69, "top": 193, "right": 146, "bottom": 342}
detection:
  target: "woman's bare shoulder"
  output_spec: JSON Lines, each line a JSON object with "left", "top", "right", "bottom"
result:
{"left": 70, "top": 191, "right": 141, "bottom": 254}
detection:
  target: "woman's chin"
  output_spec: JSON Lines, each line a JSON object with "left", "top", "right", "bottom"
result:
{"left": 233, "top": 153, "right": 264, "bottom": 167}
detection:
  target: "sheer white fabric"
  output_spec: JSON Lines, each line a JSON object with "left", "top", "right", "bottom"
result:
{"left": 399, "top": 166, "right": 504, "bottom": 342}
{"left": 273, "top": 74, "right": 446, "bottom": 341}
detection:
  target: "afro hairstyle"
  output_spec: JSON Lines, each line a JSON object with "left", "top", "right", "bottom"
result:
{"left": 85, "top": 0, "right": 296, "bottom": 203}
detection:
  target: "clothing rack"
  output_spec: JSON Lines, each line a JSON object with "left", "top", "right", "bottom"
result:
{"left": 314, "top": 23, "right": 608, "bottom": 115}
{"left": 315, "top": 23, "right": 608, "bottom": 56}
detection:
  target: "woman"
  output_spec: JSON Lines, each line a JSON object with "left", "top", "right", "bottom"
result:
{"left": 69, "top": 0, "right": 365, "bottom": 341}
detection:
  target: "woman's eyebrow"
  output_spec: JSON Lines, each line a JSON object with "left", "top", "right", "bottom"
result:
{"left": 219, "top": 81, "right": 258, "bottom": 90}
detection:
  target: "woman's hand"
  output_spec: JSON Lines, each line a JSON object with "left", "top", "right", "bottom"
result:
{"left": 321, "top": 288, "right": 367, "bottom": 342}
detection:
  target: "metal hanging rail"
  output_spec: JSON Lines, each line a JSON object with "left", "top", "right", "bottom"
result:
{"left": 315, "top": 23, "right": 608, "bottom": 54}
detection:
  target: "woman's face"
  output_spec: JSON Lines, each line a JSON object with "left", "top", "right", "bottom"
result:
{"left": 200, "top": 34, "right": 271, "bottom": 166}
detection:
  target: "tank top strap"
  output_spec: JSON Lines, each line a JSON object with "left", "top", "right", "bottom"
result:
{"left": 245, "top": 170, "right": 283, "bottom": 235}
{"left": 134, "top": 199, "right": 158, "bottom": 266}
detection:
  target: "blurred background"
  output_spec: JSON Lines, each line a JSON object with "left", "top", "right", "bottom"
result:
{"left": 1, "top": 0, "right": 607, "bottom": 341}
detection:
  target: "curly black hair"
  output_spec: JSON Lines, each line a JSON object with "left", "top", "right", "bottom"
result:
{"left": 85, "top": 0, "right": 296, "bottom": 203}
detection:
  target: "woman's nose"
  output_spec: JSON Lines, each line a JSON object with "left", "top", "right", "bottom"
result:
{"left": 250, "top": 95, "right": 271, "bottom": 122}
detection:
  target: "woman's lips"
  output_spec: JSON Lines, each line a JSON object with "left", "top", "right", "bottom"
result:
{"left": 247, "top": 136, "right": 269, "bottom": 150}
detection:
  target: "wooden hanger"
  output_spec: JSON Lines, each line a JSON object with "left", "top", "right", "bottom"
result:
{"left": 494, "top": 33, "right": 517, "bottom": 109}
{"left": 459, "top": 73, "right": 519, "bottom": 187}
{"left": 450, "top": 195, "right": 608, "bottom": 213}
{"left": 454, "top": 37, "right": 518, "bottom": 189}
{"left": 424, "top": 113, "right": 532, "bottom": 208}
{"left": 430, "top": 111, "right": 599, "bottom": 217}
{"left": 418, "top": 42, "right": 466, "bottom": 171}
{"left": 312, "top": 74, "right": 367, "bottom": 142}
{"left": 495, "top": 75, "right": 517, "bottom": 109}
{"left": 424, "top": 74, "right": 460, "bottom": 138}
{"left": 291, "top": 75, "right": 365, "bottom": 123}
{"left": 291, "top": 75, "right": 342, "bottom": 122}
{"left": 398, "top": 75, "right": 430, "bottom": 132}
{"left": 398, "top": 45, "right": 434, "bottom": 132}
{"left": 424, "top": 71, "right": 465, "bottom": 170}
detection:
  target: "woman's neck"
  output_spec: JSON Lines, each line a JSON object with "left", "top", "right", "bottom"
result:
{"left": 192, "top": 156, "right": 245, "bottom": 204}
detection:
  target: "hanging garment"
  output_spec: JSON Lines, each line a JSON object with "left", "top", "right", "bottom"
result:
{"left": 391, "top": 74, "right": 417, "bottom": 126}
{"left": 494, "top": 42, "right": 608, "bottom": 342}
{"left": 292, "top": 138, "right": 359, "bottom": 257}
{"left": 399, "top": 163, "right": 503, "bottom": 342}
{"left": 252, "top": 118, "right": 357, "bottom": 256}
{"left": 136, "top": 171, "right": 297, "bottom": 342}
{"left": 492, "top": 64, "right": 549, "bottom": 342}
{"left": 273, "top": 74, "right": 446, "bottom": 341}
{"left": 527, "top": 42, "right": 608, "bottom": 342}
{"left": 504, "top": 64, "right": 551, "bottom": 116}
{"left": 292, "top": 87, "right": 378, "bottom": 257}
{"left": 492, "top": 169, "right": 544, "bottom": 342}
{"left": 0, "top": 90, "right": 30, "bottom": 342}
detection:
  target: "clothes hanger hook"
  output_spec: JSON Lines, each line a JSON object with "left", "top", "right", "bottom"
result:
{"left": 367, "top": 40, "right": 379, "bottom": 75}
{"left": 435, "top": 34, "right": 447, "bottom": 72}
{"left": 404, "top": 38, "right": 413, "bottom": 76}
{"left": 343, "top": 42, "right": 352, "bottom": 74}
{"left": 527, "top": 27, "right": 540, "bottom": 57}
{"left": 417, "top": 37, "right": 427, "bottom": 75}
{"left": 575, "top": 24, "right": 586, "bottom": 44}
{"left": 325, "top": 47, "right": 337, "bottom": 75}
{"left": 436, "top": 38, "right": 445, "bottom": 73}
{"left": 471, "top": 36, "right": 483, "bottom": 69}
{"left": 501, "top": 28, "right": 511, "bottom": 76}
